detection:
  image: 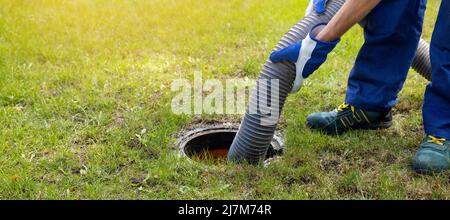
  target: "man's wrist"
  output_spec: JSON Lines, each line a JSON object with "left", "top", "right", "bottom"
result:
{"left": 315, "top": 29, "right": 339, "bottom": 42}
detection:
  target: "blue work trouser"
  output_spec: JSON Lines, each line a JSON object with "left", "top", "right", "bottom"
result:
{"left": 423, "top": 0, "right": 450, "bottom": 139}
{"left": 345, "top": 0, "right": 450, "bottom": 138}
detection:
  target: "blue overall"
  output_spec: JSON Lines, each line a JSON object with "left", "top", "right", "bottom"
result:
{"left": 345, "top": 0, "right": 450, "bottom": 139}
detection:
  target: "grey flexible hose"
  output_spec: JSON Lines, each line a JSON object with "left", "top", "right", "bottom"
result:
{"left": 228, "top": 0, "right": 432, "bottom": 164}
{"left": 413, "top": 38, "right": 432, "bottom": 81}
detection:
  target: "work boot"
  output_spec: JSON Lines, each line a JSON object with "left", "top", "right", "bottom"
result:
{"left": 306, "top": 103, "right": 392, "bottom": 135}
{"left": 413, "top": 135, "right": 449, "bottom": 173}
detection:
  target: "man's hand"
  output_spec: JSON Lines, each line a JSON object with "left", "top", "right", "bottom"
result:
{"left": 270, "top": 24, "right": 339, "bottom": 93}
{"left": 270, "top": 0, "right": 381, "bottom": 93}
{"left": 306, "top": 0, "right": 328, "bottom": 15}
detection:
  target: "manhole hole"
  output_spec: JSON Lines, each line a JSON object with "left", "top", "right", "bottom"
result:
{"left": 176, "top": 124, "right": 284, "bottom": 162}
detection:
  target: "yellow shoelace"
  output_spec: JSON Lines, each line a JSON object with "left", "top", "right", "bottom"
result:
{"left": 336, "top": 103, "right": 371, "bottom": 124}
{"left": 428, "top": 135, "right": 446, "bottom": 145}
{"left": 337, "top": 103, "right": 355, "bottom": 113}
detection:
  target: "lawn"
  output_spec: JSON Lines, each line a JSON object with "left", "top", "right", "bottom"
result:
{"left": 0, "top": 0, "right": 448, "bottom": 199}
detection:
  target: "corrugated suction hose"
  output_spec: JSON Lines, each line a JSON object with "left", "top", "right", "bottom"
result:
{"left": 413, "top": 39, "right": 432, "bottom": 81}
{"left": 228, "top": 0, "right": 432, "bottom": 164}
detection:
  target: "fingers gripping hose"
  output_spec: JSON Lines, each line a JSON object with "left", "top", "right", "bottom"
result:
{"left": 228, "top": 0, "right": 431, "bottom": 164}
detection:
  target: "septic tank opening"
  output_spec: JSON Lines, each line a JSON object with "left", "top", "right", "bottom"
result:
{"left": 177, "top": 125, "right": 284, "bottom": 162}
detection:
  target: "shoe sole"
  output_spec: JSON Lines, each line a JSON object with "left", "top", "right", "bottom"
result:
{"left": 307, "top": 120, "right": 393, "bottom": 136}
{"left": 359, "top": 120, "right": 393, "bottom": 130}
{"left": 413, "top": 167, "right": 448, "bottom": 174}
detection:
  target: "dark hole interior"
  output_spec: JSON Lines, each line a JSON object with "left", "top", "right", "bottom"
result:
{"left": 184, "top": 131, "right": 281, "bottom": 160}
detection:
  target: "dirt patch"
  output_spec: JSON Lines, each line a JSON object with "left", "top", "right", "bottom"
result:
{"left": 284, "top": 174, "right": 317, "bottom": 186}
{"left": 320, "top": 158, "right": 343, "bottom": 173}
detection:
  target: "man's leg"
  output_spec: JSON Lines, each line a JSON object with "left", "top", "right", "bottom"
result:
{"left": 307, "top": 0, "right": 426, "bottom": 135}
{"left": 413, "top": 0, "right": 450, "bottom": 173}
{"left": 345, "top": 0, "right": 426, "bottom": 111}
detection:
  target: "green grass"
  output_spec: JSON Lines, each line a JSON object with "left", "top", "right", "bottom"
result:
{"left": 0, "top": 0, "right": 448, "bottom": 199}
